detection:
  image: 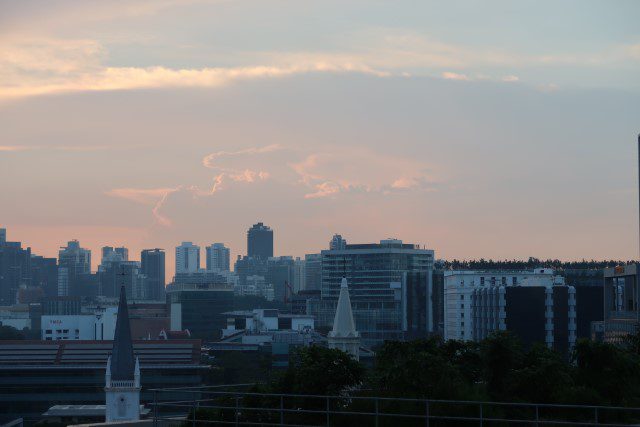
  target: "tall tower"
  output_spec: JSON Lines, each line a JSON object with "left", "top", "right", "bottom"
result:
{"left": 105, "top": 286, "right": 141, "bottom": 422}
{"left": 327, "top": 277, "right": 360, "bottom": 360}
{"left": 247, "top": 222, "right": 273, "bottom": 259}
{"left": 175, "top": 242, "right": 200, "bottom": 274}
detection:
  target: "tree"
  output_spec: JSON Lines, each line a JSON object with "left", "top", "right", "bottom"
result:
{"left": 480, "top": 331, "right": 524, "bottom": 400}
{"left": 274, "top": 345, "right": 364, "bottom": 396}
{"left": 0, "top": 325, "right": 25, "bottom": 340}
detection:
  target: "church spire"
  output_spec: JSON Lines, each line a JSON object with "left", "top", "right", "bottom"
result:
{"left": 330, "top": 277, "right": 358, "bottom": 338}
{"left": 111, "top": 285, "right": 135, "bottom": 381}
{"left": 328, "top": 276, "right": 360, "bottom": 360}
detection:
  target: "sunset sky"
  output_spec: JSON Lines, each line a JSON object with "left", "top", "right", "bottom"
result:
{"left": 1, "top": 0, "right": 639, "bottom": 278}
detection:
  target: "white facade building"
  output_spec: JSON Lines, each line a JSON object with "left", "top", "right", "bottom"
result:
{"left": 444, "top": 269, "right": 565, "bottom": 341}
{"left": 222, "top": 309, "right": 314, "bottom": 337}
{"left": 206, "top": 243, "right": 230, "bottom": 272}
{"left": 175, "top": 242, "right": 200, "bottom": 274}
{"left": 41, "top": 307, "right": 118, "bottom": 341}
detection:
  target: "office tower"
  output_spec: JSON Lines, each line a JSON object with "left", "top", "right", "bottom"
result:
{"left": 603, "top": 264, "right": 640, "bottom": 343}
{"left": 206, "top": 243, "right": 230, "bottom": 272}
{"left": 266, "top": 256, "right": 295, "bottom": 302}
{"left": 293, "top": 257, "right": 306, "bottom": 293}
{"left": 58, "top": 240, "right": 91, "bottom": 297}
{"left": 30, "top": 255, "right": 58, "bottom": 298}
{"left": 99, "top": 260, "right": 146, "bottom": 300}
{"left": 141, "top": 249, "right": 166, "bottom": 300}
{"left": 0, "top": 240, "right": 32, "bottom": 305}
{"left": 0, "top": 228, "right": 6, "bottom": 244}
{"left": 329, "top": 234, "right": 347, "bottom": 250}
{"left": 167, "top": 282, "right": 234, "bottom": 340}
{"left": 175, "top": 242, "right": 200, "bottom": 274}
{"left": 304, "top": 254, "right": 321, "bottom": 291}
{"left": 101, "top": 246, "right": 129, "bottom": 265}
{"left": 234, "top": 255, "right": 268, "bottom": 287}
{"left": 247, "top": 222, "right": 273, "bottom": 259}
{"left": 319, "top": 239, "right": 434, "bottom": 348}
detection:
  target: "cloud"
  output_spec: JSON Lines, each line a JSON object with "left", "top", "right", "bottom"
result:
{"left": 202, "top": 144, "right": 283, "bottom": 169}
{"left": 442, "top": 71, "right": 470, "bottom": 81}
{"left": 105, "top": 187, "right": 181, "bottom": 226}
{"left": 0, "top": 145, "right": 34, "bottom": 152}
{"left": 502, "top": 75, "right": 520, "bottom": 82}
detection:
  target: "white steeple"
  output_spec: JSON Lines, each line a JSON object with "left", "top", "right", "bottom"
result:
{"left": 328, "top": 277, "right": 360, "bottom": 360}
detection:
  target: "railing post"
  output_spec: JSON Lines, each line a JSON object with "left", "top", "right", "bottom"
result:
{"left": 479, "top": 403, "right": 483, "bottom": 427}
{"left": 235, "top": 395, "right": 240, "bottom": 427}
{"left": 326, "top": 396, "right": 330, "bottom": 427}
{"left": 375, "top": 398, "right": 379, "bottom": 427}
{"left": 535, "top": 405, "right": 539, "bottom": 427}
{"left": 192, "top": 397, "right": 197, "bottom": 427}
{"left": 425, "top": 400, "right": 429, "bottom": 427}
{"left": 280, "top": 395, "right": 284, "bottom": 426}
{"left": 595, "top": 407, "right": 599, "bottom": 424}
{"left": 153, "top": 390, "right": 158, "bottom": 427}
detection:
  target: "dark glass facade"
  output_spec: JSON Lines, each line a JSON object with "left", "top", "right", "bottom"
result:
{"left": 141, "top": 249, "right": 166, "bottom": 300}
{"left": 247, "top": 222, "right": 273, "bottom": 259}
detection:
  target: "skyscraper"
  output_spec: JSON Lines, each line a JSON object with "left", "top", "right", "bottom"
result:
{"left": 318, "top": 239, "right": 435, "bottom": 348}
{"left": 58, "top": 240, "right": 91, "bottom": 297}
{"left": 206, "top": 243, "right": 230, "bottom": 272}
{"left": 175, "top": 242, "right": 200, "bottom": 274}
{"left": 0, "top": 228, "right": 6, "bottom": 245}
{"left": 141, "top": 249, "right": 166, "bottom": 300}
{"left": 329, "top": 234, "right": 347, "bottom": 250}
{"left": 101, "top": 246, "right": 129, "bottom": 264}
{"left": 247, "top": 222, "right": 273, "bottom": 259}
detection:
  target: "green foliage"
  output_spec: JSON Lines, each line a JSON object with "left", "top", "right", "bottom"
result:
{"left": 273, "top": 345, "right": 365, "bottom": 395}
{"left": 0, "top": 325, "right": 25, "bottom": 340}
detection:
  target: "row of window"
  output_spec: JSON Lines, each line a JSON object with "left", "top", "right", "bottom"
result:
{"left": 44, "top": 329, "right": 80, "bottom": 334}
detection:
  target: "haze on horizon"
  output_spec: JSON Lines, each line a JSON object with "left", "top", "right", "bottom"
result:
{"left": 1, "top": 0, "right": 639, "bottom": 278}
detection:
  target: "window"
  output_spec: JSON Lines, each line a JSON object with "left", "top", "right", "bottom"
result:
{"left": 480, "top": 277, "right": 485, "bottom": 285}
{"left": 461, "top": 304, "right": 464, "bottom": 309}
{"left": 461, "top": 312, "right": 464, "bottom": 318}
{"left": 45, "top": 329, "right": 52, "bottom": 334}
{"left": 501, "top": 277, "right": 506, "bottom": 285}
{"left": 512, "top": 277, "right": 517, "bottom": 285}
{"left": 460, "top": 295, "right": 464, "bottom": 300}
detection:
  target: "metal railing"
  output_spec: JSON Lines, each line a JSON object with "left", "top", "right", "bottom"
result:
{"left": 149, "top": 387, "right": 640, "bottom": 427}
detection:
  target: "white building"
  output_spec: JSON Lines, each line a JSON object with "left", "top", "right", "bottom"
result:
{"left": 206, "top": 243, "right": 230, "bottom": 272}
{"left": 444, "top": 269, "right": 565, "bottom": 341}
{"left": 222, "top": 309, "right": 314, "bottom": 337}
{"left": 0, "top": 305, "right": 31, "bottom": 330}
{"left": 175, "top": 242, "right": 200, "bottom": 274}
{"left": 41, "top": 307, "right": 118, "bottom": 341}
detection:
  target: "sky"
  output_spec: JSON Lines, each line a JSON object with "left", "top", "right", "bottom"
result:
{"left": 1, "top": 0, "right": 639, "bottom": 278}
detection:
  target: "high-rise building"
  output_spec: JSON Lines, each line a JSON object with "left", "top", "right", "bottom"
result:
{"left": 0, "top": 228, "right": 6, "bottom": 244}
{"left": 247, "top": 222, "right": 273, "bottom": 259}
{"left": 99, "top": 261, "right": 147, "bottom": 300}
{"left": 141, "top": 249, "right": 166, "bottom": 301}
{"left": 329, "top": 234, "right": 347, "bottom": 251}
{"left": 175, "top": 242, "right": 200, "bottom": 274}
{"left": 206, "top": 243, "right": 230, "bottom": 272}
{"left": 101, "top": 246, "right": 129, "bottom": 265}
{"left": 603, "top": 264, "right": 640, "bottom": 343}
{"left": 317, "top": 239, "right": 434, "bottom": 348}
{"left": 293, "top": 257, "right": 306, "bottom": 293}
{"left": 167, "top": 282, "right": 235, "bottom": 341}
{"left": 0, "top": 240, "right": 31, "bottom": 304}
{"left": 266, "top": 256, "right": 295, "bottom": 302}
{"left": 304, "top": 254, "right": 321, "bottom": 291}
{"left": 30, "top": 255, "right": 58, "bottom": 298}
{"left": 58, "top": 240, "right": 91, "bottom": 297}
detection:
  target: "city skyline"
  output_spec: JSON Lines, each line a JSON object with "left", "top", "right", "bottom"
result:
{"left": 1, "top": 1, "right": 639, "bottom": 279}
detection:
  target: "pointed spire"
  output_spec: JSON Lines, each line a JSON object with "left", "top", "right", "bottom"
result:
{"left": 329, "top": 277, "right": 358, "bottom": 338}
{"left": 111, "top": 286, "right": 135, "bottom": 381}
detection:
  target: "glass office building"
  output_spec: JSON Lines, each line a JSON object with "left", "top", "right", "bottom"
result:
{"left": 318, "top": 239, "right": 434, "bottom": 348}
